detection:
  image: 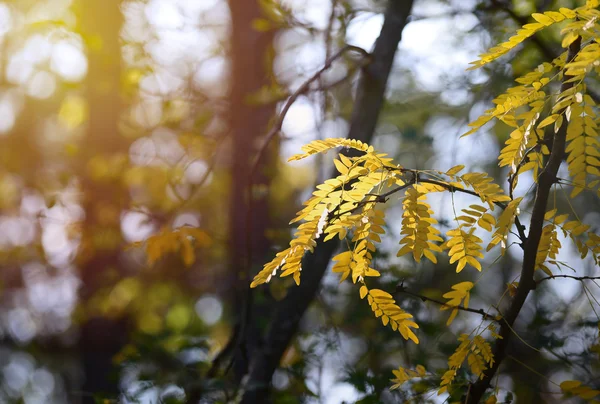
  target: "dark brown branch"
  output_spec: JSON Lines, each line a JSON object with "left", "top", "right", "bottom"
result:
{"left": 330, "top": 179, "right": 414, "bottom": 220}
{"left": 221, "top": 46, "right": 371, "bottom": 382}
{"left": 537, "top": 275, "right": 600, "bottom": 285}
{"left": 395, "top": 283, "right": 498, "bottom": 321}
{"left": 465, "top": 37, "right": 582, "bottom": 404}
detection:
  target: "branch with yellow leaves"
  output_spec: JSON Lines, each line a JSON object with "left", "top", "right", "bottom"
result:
{"left": 465, "top": 36, "right": 583, "bottom": 404}
{"left": 395, "top": 283, "right": 498, "bottom": 322}
{"left": 325, "top": 171, "right": 528, "bottom": 246}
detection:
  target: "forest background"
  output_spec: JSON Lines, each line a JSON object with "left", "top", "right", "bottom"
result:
{"left": 0, "top": 0, "right": 598, "bottom": 403}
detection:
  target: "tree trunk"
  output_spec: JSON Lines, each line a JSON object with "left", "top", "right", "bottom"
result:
{"left": 77, "top": 1, "right": 127, "bottom": 401}
{"left": 225, "top": 0, "right": 278, "bottom": 383}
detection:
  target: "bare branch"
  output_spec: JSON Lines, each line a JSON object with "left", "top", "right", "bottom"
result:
{"left": 250, "top": 44, "right": 371, "bottom": 178}
{"left": 537, "top": 275, "right": 600, "bottom": 285}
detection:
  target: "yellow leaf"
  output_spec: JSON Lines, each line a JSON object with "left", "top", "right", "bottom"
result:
{"left": 559, "top": 7, "right": 577, "bottom": 18}
{"left": 446, "top": 165, "right": 465, "bottom": 175}
{"left": 538, "top": 114, "right": 558, "bottom": 129}
{"left": 453, "top": 281, "right": 474, "bottom": 292}
{"left": 531, "top": 13, "right": 555, "bottom": 26}
{"left": 544, "top": 11, "right": 565, "bottom": 22}
{"left": 360, "top": 285, "right": 368, "bottom": 299}
{"left": 562, "top": 32, "right": 579, "bottom": 48}
{"left": 333, "top": 159, "right": 349, "bottom": 175}
{"left": 339, "top": 153, "right": 352, "bottom": 168}
{"left": 561, "top": 380, "right": 582, "bottom": 391}
{"left": 370, "top": 289, "right": 393, "bottom": 299}
{"left": 467, "top": 256, "right": 482, "bottom": 271}
{"left": 446, "top": 308, "right": 458, "bottom": 326}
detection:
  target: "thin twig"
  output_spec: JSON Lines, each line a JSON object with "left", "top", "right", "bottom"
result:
{"left": 537, "top": 275, "right": 600, "bottom": 285}
{"left": 250, "top": 44, "right": 371, "bottom": 178}
{"left": 396, "top": 283, "right": 498, "bottom": 321}
{"left": 329, "top": 179, "right": 413, "bottom": 220}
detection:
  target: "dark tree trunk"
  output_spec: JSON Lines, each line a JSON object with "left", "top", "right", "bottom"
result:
{"left": 226, "top": 0, "right": 278, "bottom": 382}
{"left": 77, "top": 1, "right": 127, "bottom": 401}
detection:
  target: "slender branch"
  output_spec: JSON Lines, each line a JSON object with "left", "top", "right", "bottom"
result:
{"left": 537, "top": 275, "right": 600, "bottom": 285}
{"left": 250, "top": 44, "right": 370, "bottom": 178}
{"left": 420, "top": 178, "right": 482, "bottom": 199}
{"left": 465, "top": 36, "right": 582, "bottom": 404}
{"left": 327, "top": 172, "right": 529, "bottom": 246}
{"left": 329, "top": 179, "right": 414, "bottom": 220}
{"left": 395, "top": 284, "right": 498, "bottom": 321}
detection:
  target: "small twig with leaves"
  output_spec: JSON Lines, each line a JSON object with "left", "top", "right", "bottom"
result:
{"left": 419, "top": 178, "right": 528, "bottom": 244}
{"left": 396, "top": 283, "right": 498, "bottom": 321}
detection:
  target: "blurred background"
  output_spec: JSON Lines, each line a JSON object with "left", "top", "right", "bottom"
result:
{"left": 0, "top": 0, "right": 597, "bottom": 403}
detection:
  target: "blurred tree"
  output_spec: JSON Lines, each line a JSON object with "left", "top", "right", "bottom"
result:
{"left": 225, "top": 0, "right": 278, "bottom": 383}
{"left": 77, "top": 0, "right": 128, "bottom": 401}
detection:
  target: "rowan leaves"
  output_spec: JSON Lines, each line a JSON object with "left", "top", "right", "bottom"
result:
{"left": 397, "top": 187, "right": 443, "bottom": 263}
{"left": 441, "top": 281, "right": 474, "bottom": 325}
{"left": 132, "top": 226, "right": 211, "bottom": 267}
{"left": 390, "top": 365, "right": 427, "bottom": 390}
{"left": 288, "top": 137, "right": 373, "bottom": 161}
{"left": 565, "top": 91, "right": 600, "bottom": 197}
{"left": 361, "top": 286, "right": 419, "bottom": 344}
{"left": 439, "top": 334, "right": 495, "bottom": 395}
{"left": 445, "top": 205, "right": 494, "bottom": 273}
{"left": 467, "top": 2, "right": 599, "bottom": 70}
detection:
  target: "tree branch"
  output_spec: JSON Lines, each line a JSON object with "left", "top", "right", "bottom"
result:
{"left": 240, "top": 2, "right": 415, "bottom": 402}
{"left": 251, "top": 44, "right": 370, "bottom": 177}
{"left": 465, "top": 36, "right": 582, "bottom": 404}
{"left": 537, "top": 274, "right": 600, "bottom": 285}
{"left": 395, "top": 283, "right": 498, "bottom": 321}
